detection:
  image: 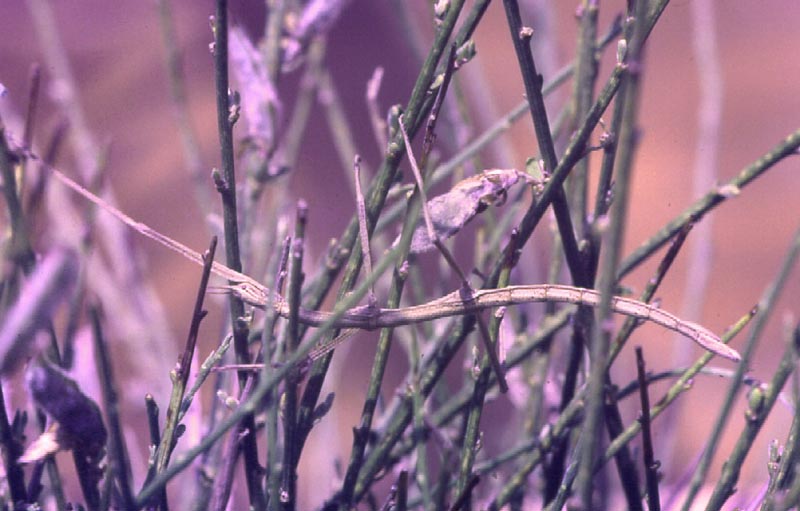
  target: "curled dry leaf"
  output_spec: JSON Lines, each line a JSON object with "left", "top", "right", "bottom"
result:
{"left": 407, "top": 168, "right": 534, "bottom": 254}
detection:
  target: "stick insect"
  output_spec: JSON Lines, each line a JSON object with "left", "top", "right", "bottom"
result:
{"left": 48, "top": 165, "right": 741, "bottom": 363}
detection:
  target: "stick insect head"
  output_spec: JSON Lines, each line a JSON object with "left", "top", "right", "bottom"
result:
{"left": 209, "top": 281, "right": 270, "bottom": 309}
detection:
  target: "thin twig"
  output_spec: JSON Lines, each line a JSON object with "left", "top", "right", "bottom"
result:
{"left": 43, "top": 165, "right": 743, "bottom": 362}
{"left": 366, "top": 67, "right": 388, "bottom": 152}
{"left": 353, "top": 156, "right": 376, "bottom": 306}
{"left": 636, "top": 347, "right": 661, "bottom": 511}
{"left": 90, "top": 304, "right": 135, "bottom": 511}
{"left": 0, "top": 377, "right": 27, "bottom": 503}
{"left": 577, "top": 0, "right": 647, "bottom": 504}
{"left": 155, "top": 238, "right": 217, "bottom": 477}
{"left": 704, "top": 326, "right": 798, "bottom": 510}
{"left": 619, "top": 127, "right": 800, "bottom": 279}
{"left": 281, "top": 200, "right": 308, "bottom": 510}
{"left": 501, "top": 0, "right": 586, "bottom": 287}
{"left": 156, "top": 0, "right": 210, "bottom": 212}
{"left": 23, "top": 63, "right": 42, "bottom": 149}
{"left": 681, "top": 224, "right": 800, "bottom": 510}
{"left": 211, "top": 2, "right": 265, "bottom": 507}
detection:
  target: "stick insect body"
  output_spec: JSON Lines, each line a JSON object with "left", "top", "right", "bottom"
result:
{"left": 49, "top": 166, "right": 741, "bottom": 362}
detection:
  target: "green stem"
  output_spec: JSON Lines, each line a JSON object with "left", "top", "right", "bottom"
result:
{"left": 212, "top": 1, "right": 265, "bottom": 507}
{"left": 292, "top": 0, "right": 471, "bottom": 465}
{"left": 577, "top": 0, "right": 648, "bottom": 504}
{"left": 681, "top": 224, "right": 800, "bottom": 510}
{"left": 501, "top": 0, "right": 586, "bottom": 286}
{"left": 704, "top": 327, "right": 798, "bottom": 510}
{"left": 619, "top": 127, "right": 800, "bottom": 278}
{"left": 90, "top": 305, "right": 135, "bottom": 510}
{"left": 281, "top": 201, "right": 307, "bottom": 511}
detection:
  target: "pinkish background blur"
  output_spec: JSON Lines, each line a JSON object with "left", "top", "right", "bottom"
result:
{"left": 1, "top": 1, "right": 799, "bottom": 509}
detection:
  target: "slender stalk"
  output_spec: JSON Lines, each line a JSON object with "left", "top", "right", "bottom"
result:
{"left": 704, "top": 328, "right": 798, "bottom": 510}
{"left": 567, "top": 0, "right": 599, "bottom": 240}
{"left": 501, "top": 0, "right": 586, "bottom": 286}
{"left": 762, "top": 364, "right": 800, "bottom": 510}
{"left": 577, "top": 1, "right": 648, "bottom": 506}
{"left": 636, "top": 347, "right": 660, "bottom": 511}
{"left": 156, "top": 0, "right": 210, "bottom": 212}
{"left": 681, "top": 224, "right": 800, "bottom": 510}
{"left": 155, "top": 238, "right": 217, "bottom": 487}
{"left": 211, "top": 2, "right": 265, "bottom": 507}
{"left": 90, "top": 305, "right": 134, "bottom": 510}
{"left": 619, "top": 127, "right": 800, "bottom": 278}
{"left": 455, "top": 281, "right": 508, "bottom": 499}
{"left": 336, "top": 224, "right": 413, "bottom": 508}
{"left": 0, "top": 382, "right": 26, "bottom": 503}
{"left": 604, "top": 378, "right": 644, "bottom": 511}
{"left": 281, "top": 201, "right": 308, "bottom": 511}
{"left": 0, "top": 123, "right": 34, "bottom": 270}
{"left": 601, "top": 308, "right": 756, "bottom": 466}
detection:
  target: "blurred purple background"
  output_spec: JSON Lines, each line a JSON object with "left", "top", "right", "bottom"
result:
{"left": 1, "top": 1, "right": 799, "bottom": 508}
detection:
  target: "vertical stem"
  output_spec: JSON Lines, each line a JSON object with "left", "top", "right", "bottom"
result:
{"left": 212, "top": 1, "right": 266, "bottom": 507}
{"left": 577, "top": 0, "right": 648, "bottom": 507}
{"left": 501, "top": 0, "right": 586, "bottom": 286}
{"left": 567, "top": 0, "right": 599, "bottom": 240}
{"left": 282, "top": 201, "right": 307, "bottom": 511}
{"left": 636, "top": 348, "right": 660, "bottom": 511}
{"left": 157, "top": 0, "right": 211, "bottom": 212}
{"left": 0, "top": 382, "right": 26, "bottom": 503}
{"left": 681, "top": 224, "right": 800, "bottom": 510}
{"left": 0, "top": 125, "right": 34, "bottom": 271}
{"left": 90, "top": 305, "right": 135, "bottom": 511}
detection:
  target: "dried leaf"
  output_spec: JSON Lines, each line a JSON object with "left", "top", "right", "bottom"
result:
{"left": 408, "top": 169, "right": 533, "bottom": 253}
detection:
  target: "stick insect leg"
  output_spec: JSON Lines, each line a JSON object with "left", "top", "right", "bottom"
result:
{"left": 399, "top": 115, "right": 509, "bottom": 393}
{"left": 353, "top": 155, "right": 377, "bottom": 308}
